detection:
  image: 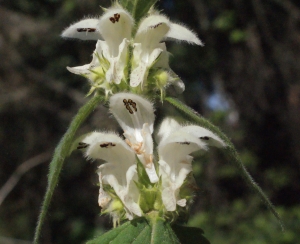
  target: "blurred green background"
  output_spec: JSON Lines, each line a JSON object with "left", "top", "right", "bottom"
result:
{"left": 0, "top": 0, "right": 299, "bottom": 243}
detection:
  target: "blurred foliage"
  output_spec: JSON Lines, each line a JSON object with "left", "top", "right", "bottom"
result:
{"left": 0, "top": 0, "right": 300, "bottom": 243}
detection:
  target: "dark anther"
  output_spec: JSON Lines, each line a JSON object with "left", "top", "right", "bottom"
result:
{"left": 77, "top": 142, "right": 88, "bottom": 149}
{"left": 200, "top": 136, "right": 210, "bottom": 140}
{"left": 77, "top": 28, "right": 96, "bottom": 32}
{"left": 178, "top": 142, "right": 191, "bottom": 145}
{"left": 100, "top": 142, "right": 116, "bottom": 148}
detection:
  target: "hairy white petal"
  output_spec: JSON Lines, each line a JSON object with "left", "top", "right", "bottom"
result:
{"left": 162, "top": 186, "right": 177, "bottom": 211}
{"left": 135, "top": 15, "right": 170, "bottom": 48}
{"left": 67, "top": 64, "right": 91, "bottom": 75}
{"left": 98, "top": 163, "right": 142, "bottom": 217}
{"left": 61, "top": 18, "right": 102, "bottom": 40}
{"left": 179, "top": 126, "right": 226, "bottom": 148}
{"left": 98, "top": 7, "right": 133, "bottom": 57}
{"left": 145, "top": 164, "right": 159, "bottom": 183}
{"left": 130, "top": 61, "right": 147, "bottom": 87}
{"left": 167, "top": 23, "right": 203, "bottom": 46}
{"left": 156, "top": 117, "right": 181, "bottom": 144}
{"left": 130, "top": 46, "right": 163, "bottom": 87}
{"left": 176, "top": 199, "right": 187, "bottom": 207}
{"left": 81, "top": 132, "right": 135, "bottom": 165}
{"left": 159, "top": 130, "right": 207, "bottom": 159}
{"left": 175, "top": 158, "right": 193, "bottom": 189}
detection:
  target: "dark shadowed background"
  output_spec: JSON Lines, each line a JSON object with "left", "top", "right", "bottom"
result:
{"left": 0, "top": 0, "right": 299, "bottom": 243}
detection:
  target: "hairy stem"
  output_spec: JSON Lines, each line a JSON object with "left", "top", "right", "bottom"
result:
{"left": 33, "top": 95, "right": 104, "bottom": 244}
{"left": 165, "top": 96, "right": 284, "bottom": 231}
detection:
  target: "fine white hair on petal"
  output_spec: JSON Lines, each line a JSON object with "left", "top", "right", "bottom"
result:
{"left": 66, "top": 64, "right": 91, "bottom": 75}
{"left": 98, "top": 7, "right": 133, "bottom": 57}
{"left": 136, "top": 14, "right": 170, "bottom": 34}
{"left": 61, "top": 18, "right": 102, "bottom": 40}
{"left": 156, "top": 117, "right": 181, "bottom": 144}
{"left": 79, "top": 132, "right": 136, "bottom": 165}
{"left": 166, "top": 23, "right": 203, "bottom": 46}
{"left": 135, "top": 15, "right": 170, "bottom": 49}
{"left": 179, "top": 126, "right": 226, "bottom": 148}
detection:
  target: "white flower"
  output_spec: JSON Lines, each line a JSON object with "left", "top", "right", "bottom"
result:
{"left": 74, "top": 93, "right": 159, "bottom": 220}
{"left": 156, "top": 118, "right": 225, "bottom": 211}
{"left": 62, "top": 6, "right": 133, "bottom": 86}
{"left": 78, "top": 132, "right": 142, "bottom": 219}
{"left": 110, "top": 92, "right": 159, "bottom": 183}
{"left": 130, "top": 13, "right": 203, "bottom": 88}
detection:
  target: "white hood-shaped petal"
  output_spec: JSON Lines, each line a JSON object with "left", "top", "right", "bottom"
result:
{"left": 81, "top": 132, "right": 135, "bottom": 166}
{"left": 98, "top": 7, "right": 133, "bottom": 57}
{"left": 110, "top": 93, "right": 158, "bottom": 183}
{"left": 61, "top": 18, "right": 102, "bottom": 40}
{"left": 110, "top": 93, "right": 155, "bottom": 138}
{"left": 157, "top": 118, "right": 225, "bottom": 211}
{"left": 156, "top": 117, "right": 181, "bottom": 143}
{"left": 135, "top": 15, "right": 170, "bottom": 51}
{"left": 135, "top": 14, "right": 203, "bottom": 46}
{"left": 179, "top": 126, "right": 225, "bottom": 148}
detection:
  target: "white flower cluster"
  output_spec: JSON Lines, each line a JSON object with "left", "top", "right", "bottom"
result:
{"left": 63, "top": 3, "right": 224, "bottom": 224}
{"left": 73, "top": 93, "right": 225, "bottom": 224}
{"left": 62, "top": 4, "right": 203, "bottom": 97}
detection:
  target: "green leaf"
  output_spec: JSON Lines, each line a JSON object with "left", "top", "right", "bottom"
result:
{"left": 172, "top": 225, "right": 210, "bottom": 244}
{"left": 33, "top": 95, "right": 105, "bottom": 244}
{"left": 86, "top": 217, "right": 181, "bottom": 244}
{"left": 164, "top": 96, "right": 284, "bottom": 231}
{"left": 119, "top": 0, "right": 158, "bottom": 23}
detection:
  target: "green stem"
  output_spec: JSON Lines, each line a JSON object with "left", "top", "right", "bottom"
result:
{"left": 165, "top": 96, "right": 284, "bottom": 231}
{"left": 33, "top": 95, "right": 104, "bottom": 244}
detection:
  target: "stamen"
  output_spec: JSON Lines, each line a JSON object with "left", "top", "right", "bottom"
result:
{"left": 100, "top": 142, "right": 116, "bottom": 148}
{"left": 109, "top": 13, "right": 120, "bottom": 23}
{"left": 150, "top": 23, "right": 163, "bottom": 29}
{"left": 114, "top": 13, "right": 120, "bottom": 22}
{"left": 178, "top": 141, "right": 191, "bottom": 145}
{"left": 77, "top": 28, "right": 96, "bottom": 32}
{"left": 123, "top": 98, "right": 138, "bottom": 114}
{"left": 126, "top": 104, "right": 133, "bottom": 114}
{"left": 77, "top": 142, "right": 89, "bottom": 149}
{"left": 200, "top": 136, "right": 209, "bottom": 140}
